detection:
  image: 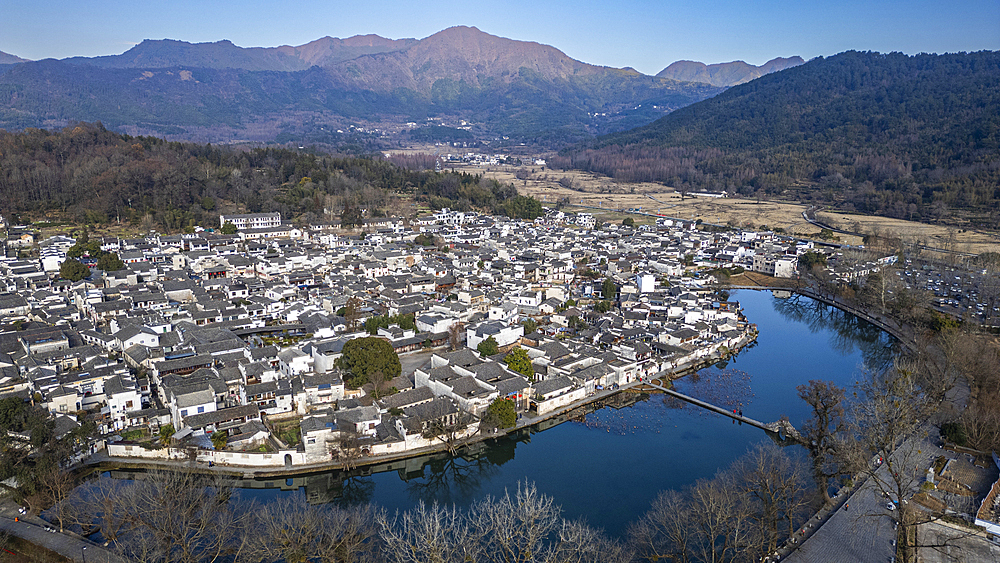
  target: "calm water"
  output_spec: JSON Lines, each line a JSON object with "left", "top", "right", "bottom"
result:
{"left": 223, "top": 290, "right": 896, "bottom": 537}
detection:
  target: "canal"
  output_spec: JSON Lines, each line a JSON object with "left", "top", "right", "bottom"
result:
{"left": 207, "top": 290, "right": 897, "bottom": 537}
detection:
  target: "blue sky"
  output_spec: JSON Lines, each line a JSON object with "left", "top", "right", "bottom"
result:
{"left": 3, "top": 0, "right": 998, "bottom": 74}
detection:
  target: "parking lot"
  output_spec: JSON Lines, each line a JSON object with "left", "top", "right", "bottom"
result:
{"left": 895, "top": 258, "right": 1000, "bottom": 325}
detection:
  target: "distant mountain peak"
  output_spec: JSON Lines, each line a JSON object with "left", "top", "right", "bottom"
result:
{"left": 0, "top": 51, "right": 31, "bottom": 64}
{"left": 656, "top": 56, "right": 803, "bottom": 87}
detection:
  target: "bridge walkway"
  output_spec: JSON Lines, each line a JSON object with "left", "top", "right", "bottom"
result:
{"left": 641, "top": 381, "right": 770, "bottom": 431}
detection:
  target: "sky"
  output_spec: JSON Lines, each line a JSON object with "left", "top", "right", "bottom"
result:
{"left": 3, "top": 0, "right": 998, "bottom": 74}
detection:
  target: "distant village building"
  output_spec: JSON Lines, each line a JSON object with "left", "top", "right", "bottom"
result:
{"left": 219, "top": 213, "right": 282, "bottom": 230}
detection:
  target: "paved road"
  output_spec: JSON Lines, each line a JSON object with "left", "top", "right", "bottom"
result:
{"left": 0, "top": 516, "right": 126, "bottom": 563}
{"left": 783, "top": 478, "right": 897, "bottom": 563}
{"left": 784, "top": 429, "right": 953, "bottom": 563}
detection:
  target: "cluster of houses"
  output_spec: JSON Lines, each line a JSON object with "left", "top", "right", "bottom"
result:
{"left": 0, "top": 208, "right": 887, "bottom": 468}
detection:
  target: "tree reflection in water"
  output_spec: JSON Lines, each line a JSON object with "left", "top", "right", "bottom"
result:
{"left": 771, "top": 293, "right": 896, "bottom": 372}
{"left": 403, "top": 435, "right": 518, "bottom": 506}
{"left": 335, "top": 474, "right": 376, "bottom": 506}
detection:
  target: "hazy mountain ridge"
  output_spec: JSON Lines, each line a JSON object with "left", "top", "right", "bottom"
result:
{"left": 62, "top": 35, "right": 422, "bottom": 72}
{"left": 656, "top": 56, "right": 804, "bottom": 86}
{"left": 274, "top": 35, "right": 419, "bottom": 67}
{"left": 0, "top": 26, "right": 724, "bottom": 142}
{"left": 0, "top": 51, "right": 30, "bottom": 65}
{"left": 63, "top": 39, "right": 310, "bottom": 71}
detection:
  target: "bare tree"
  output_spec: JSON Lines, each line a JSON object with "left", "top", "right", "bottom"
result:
{"left": 379, "top": 482, "right": 628, "bottom": 563}
{"left": 342, "top": 296, "right": 364, "bottom": 331}
{"left": 335, "top": 429, "right": 366, "bottom": 470}
{"left": 686, "top": 475, "right": 751, "bottom": 563}
{"left": 378, "top": 501, "right": 482, "bottom": 563}
{"left": 629, "top": 489, "right": 694, "bottom": 563}
{"left": 246, "top": 498, "right": 381, "bottom": 563}
{"left": 79, "top": 469, "right": 252, "bottom": 563}
{"left": 366, "top": 369, "right": 392, "bottom": 401}
{"left": 960, "top": 404, "right": 1000, "bottom": 452}
{"left": 843, "top": 364, "right": 930, "bottom": 562}
{"left": 797, "top": 380, "right": 848, "bottom": 505}
{"left": 730, "top": 443, "right": 812, "bottom": 557}
{"left": 423, "top": 413, "right": 474, "bottom": 455}
{"left": 448, "top": 322, "right": 465, "bottom": 351}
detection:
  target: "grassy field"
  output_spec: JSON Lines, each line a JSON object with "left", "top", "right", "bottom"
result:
{"left": 460, "top": 164, "right": 1000, "bottom": 256}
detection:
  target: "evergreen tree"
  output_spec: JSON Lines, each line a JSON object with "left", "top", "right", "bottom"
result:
{"left": 503, "top": 347, "right": 534, "bottom": 380}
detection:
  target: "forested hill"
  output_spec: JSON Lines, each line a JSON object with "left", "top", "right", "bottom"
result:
{"left": 553, "top": 51, "right": 1000, "bottom": 226}
{"left": 0, "top": 27, "right": 722, "bottom": 144}
{"left": 0, "top": 124, "right": 535, "bottom": 230}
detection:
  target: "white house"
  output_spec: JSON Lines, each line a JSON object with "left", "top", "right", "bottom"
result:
{"left": 466, "top": 321, "right": 524, "bottom": 350}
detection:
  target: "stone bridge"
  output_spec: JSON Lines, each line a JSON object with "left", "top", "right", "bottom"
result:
{"left": 644, "top": 382, "right": 806, "bottom": 445}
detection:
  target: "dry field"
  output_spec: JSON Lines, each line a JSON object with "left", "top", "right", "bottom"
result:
{"left": 466, "top": 164, "right": 1000, "bottom": 256}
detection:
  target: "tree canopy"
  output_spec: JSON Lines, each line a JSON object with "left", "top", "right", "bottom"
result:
{"left": 97, "top": 251, "right": 125, "bottom": 272}
{"left": 59, "top": 258, "right": 89, "bottom": 281}
{"left": 337, "top": 337, "right": 401, "bottom": 389}
{"left": 0, "top": 123, "right": 528, "bottom": 232}
{"left": 477, "top": 336, "right": 499, "bottom": 357}
{"left": 602, "top": 278, "right": 617, "bottom": 301}
{"left": 503, "top": 347, "right": 534, "bottom": 380}
{"left": 484, "top": 397, "right": 517, "bottom": 430}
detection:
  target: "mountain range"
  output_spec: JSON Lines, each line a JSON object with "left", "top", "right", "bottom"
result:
{"left": 0, "top": 51, "right": 30, "bottom": 65}
{"left": 0, "top": 27, "right": 799, "bottom": 144}
{"left": 61, "top": 35, "right": 421, "bottom": 72}
{"left": 656, "top": 57, "right": 804, "bottom": 87}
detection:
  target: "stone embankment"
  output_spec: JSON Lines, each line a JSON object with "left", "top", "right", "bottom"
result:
{"left": 92, "top": 327, "right": 759, "bottom": 478}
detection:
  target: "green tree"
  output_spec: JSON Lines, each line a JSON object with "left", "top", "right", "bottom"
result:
{"left": 201, "top": 197, "right": 216, "bottom": 211}
{"left": 219, "top": 221, "right": 237, "bottom": 235}
{"left": 67, "top": 238, "right": 101, "bottom": 259}
{"left": 521, "top": 318, "right": 538, "bottom": 335}
{"left": 211, "top": 431, "right": 228, "bottom": 450}
{"left": 97, "top": 252, "right": 125, "bottom": 271}
{"left": 622, "top": 217, "right": 635, "bottom": 227}
{"left": 477, "top": 336, "right": 499, "bottom": 357}
{"left": 364, "top": 315, "right": 390, "bottom": 335}
{"left": 595, "top": 300, "right": 613, "bottom": 313}
{"left": 159, "top": 424, "right": 175, "bottom": 444}
{"left": 500, "top": 195, "right": 544, "bottom": 220}
{"left": 602, "top": 277, "right": 617, "bottom": 300}
{"left": 337, "top": 337, "right": 401, "bottom": 388}
{"left": 59, "top": 258, "right": 89, "bottom": 281}
{"left": 484, "top": 397, "right": 517, "bottom": 430}
{"left": 503, "top": 347, "right": 534, "bottom": 380}
{"left": 798, "top": 251, "right": 828, "bottom": 269}
{"left": 341, "top": 205, "right": 363, "bottom": 229}
{"left": 398, "top": 313, "right": 416, "bottom": 331}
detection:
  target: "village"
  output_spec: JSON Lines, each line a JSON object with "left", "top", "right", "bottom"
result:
{"left": 0, "top": 208, "right": 896, "bottom": 472}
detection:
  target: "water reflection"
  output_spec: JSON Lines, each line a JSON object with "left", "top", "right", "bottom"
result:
{"left": 771, "top": 293, "right": 897, "bottom": 372}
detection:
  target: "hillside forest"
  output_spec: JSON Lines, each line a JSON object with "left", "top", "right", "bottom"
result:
{"left": 552, "top": 51, "right": 1000, "bottom": 228}
{"left": 0, "top": 123, "right": 540, "bottom": 231}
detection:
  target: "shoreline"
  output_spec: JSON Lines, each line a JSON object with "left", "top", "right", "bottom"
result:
{"left": 86, "top": 330, "right": 758, "bottom": 479}
{"left": 85, "top": 284, "right": 917, "bottom": 481}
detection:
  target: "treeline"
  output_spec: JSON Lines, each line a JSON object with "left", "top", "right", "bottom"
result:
{"left": 0, "top": 123, "right": 528, "bottom": 230}
{"left": 553, "top": 51, "right": 1000, "bottom": 227}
